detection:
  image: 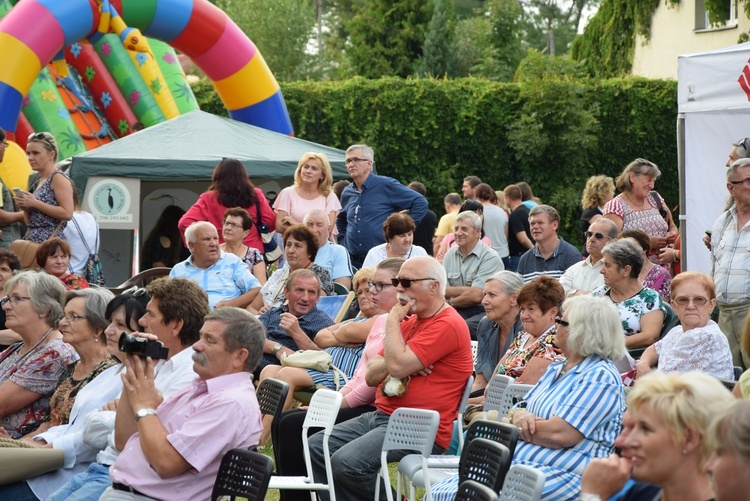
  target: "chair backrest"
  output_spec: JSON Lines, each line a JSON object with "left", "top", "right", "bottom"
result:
{"left": 316, "top": 292, "right": 355, "bottom": 323}
{"left": 471, "top": 340, "right": 479, "bottom": 365}
{"left": 302, "top": 389, "right": 343, "bottom": 433}
{"left": 498, "top": 383, "right": 534, "bottom": 420}
{"left": 498, "top": 464, "right": 545, "bottom": 501}
{"left": 483, "top": 375, "right": 514, "bottom": 419}
{"left": 211, "top": 448, "right": 274, "bottom": 501}
{"left": 107, "top": 267, "right": 172, "bottom": 295}
{"left": 255, "top": 378, "right": 289, "bottom": 465}
{"left": 455, "top": 479, "right": 500, "bottom": 501}
{"left": 458, "top": 438, "right": 511, "bottom": 493}
{"left": 457, "top": 375, "right": 475, "bottom": 453}
{"left": 333, "top": 282, "right": 350, "bottom": 296}
{"left": 465, "top": 420, "right": 519, "bottom": 458}
{"left": 734, "top": 365, "right": 744, "bottom": 381}
{"left": 660, "top": 302, "right": 680, "bottom": 338}
{"left": 381, "top": 407, "right": 440, "bottom": 456}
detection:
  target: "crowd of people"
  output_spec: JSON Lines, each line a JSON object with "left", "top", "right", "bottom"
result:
{"left": 0, "top": 133, "right": 749, "bottom": 501}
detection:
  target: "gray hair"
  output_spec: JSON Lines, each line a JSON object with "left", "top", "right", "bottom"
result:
{"left": 615, "top": 158, "right": 661, "bottom": 192}
{"left": 346, "top": 144, "right": 374, "bottom": 161}
{"left": 732, "top": 138, "right": 750, "bottom": 159}
{"left": 485, "top": 271, "right": 524, "bottom": 295}
{"left": 303, "top": 209, "right": 329, "bottom": 227}
{"left": 185, "top": 221, "right": 217, "bottom": 244}
{"left": 528, "top": 204, "right": 560, "bottom": 225}
{"left": 5, "top": 271, "right": 66, "bottom": 327}
{"left": 562, "top": 295, "right": 626, "bottom": 361}
{"left": 444, "top": 193, "right": 462, "bottom": 206}
{"left": 204, "top": 307, "right": 266, "bottom": 372}
{"left": 589, "top": 218, "right": 620, "bottom": 239}
{"left": 408, "top": 256, "right": 447, "bottom": 296}
{"left": 727, "top": 158, "right": 750, "bottom": 181}
{"left": 455, "top": 210, "right": 482, "bottom": 231}
{"left": 285, "top": 268, "right": 321, "bottom": 292}
{"left": 602, "top": 238, "right": 643, "bottom": 278}
{"left": 65, "top": 288, "right": 115, "bottom": 335}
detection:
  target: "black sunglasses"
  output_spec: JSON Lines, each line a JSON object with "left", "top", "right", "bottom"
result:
{"left": 554, "top": 316, "right": 569, "bottom": 327}
{"left": 391, "top": 277, "right": 435, "bottom": 288}
{"left": 123, "top": 287, "right": 149, "bottom": 298}
{"left": 584, "top": 231, "right": 611, "bottom": 240}
{"left": 28, "top": 132, "right": 55, "bottom": 150}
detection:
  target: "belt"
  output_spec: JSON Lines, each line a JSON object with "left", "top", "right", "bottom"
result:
{"left": 112, "top": 482, "right": 148, "bottom": 497}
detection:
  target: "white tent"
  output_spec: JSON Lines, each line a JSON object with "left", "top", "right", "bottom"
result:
{"left": 677, "top": 42, "right": 750, "bottom": 273}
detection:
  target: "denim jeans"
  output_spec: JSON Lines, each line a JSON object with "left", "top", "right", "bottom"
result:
{"left": 46, "top": 462, "right": 112, "bottom": 501}
{"left": 308, "top": 409, "right": 444, "bottom": 501}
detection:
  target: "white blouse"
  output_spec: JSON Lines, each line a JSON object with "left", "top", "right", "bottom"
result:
{"left": 655, "top": 320, "right": 734, "bottom": 380}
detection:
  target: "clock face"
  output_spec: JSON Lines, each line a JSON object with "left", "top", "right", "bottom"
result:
{"left": 89, "top": 179, "right": 131, "bottom": 216}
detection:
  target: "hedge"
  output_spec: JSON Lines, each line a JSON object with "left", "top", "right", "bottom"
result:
{"left": 192, "top": 77, "right": 678, "bottom": 248}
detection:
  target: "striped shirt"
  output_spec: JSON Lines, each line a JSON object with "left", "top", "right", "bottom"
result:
{"left": 517, "top": 237, "right": 582, "bottom": 283}
{"left": 512, "top": 356, "right": 625, "bottom": 501}
{"left": 711, "top": 205, "right": 750, "bottom": 305}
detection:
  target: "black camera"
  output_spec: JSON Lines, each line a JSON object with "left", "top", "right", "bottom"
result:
{"left": 118, "top": 333, "right": 169, "bottom": 360}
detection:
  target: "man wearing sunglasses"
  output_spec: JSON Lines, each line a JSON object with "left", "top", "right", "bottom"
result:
{"left": 560, "top": 218, "right": 618, "bottom": 298}
{"left": 710, "top": 157, "right": 750, "bottom": 370}
{"left": 308, "top": 256, "right": 473, "bottom": 500}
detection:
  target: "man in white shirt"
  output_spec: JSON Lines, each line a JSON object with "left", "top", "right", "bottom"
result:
{"left": 42, "top": 278, "right": 210, "bottom": 501}
{"left": 304, "top": 209, "right": 352, "bottom": 289}
{"left": 560, "top": 218, "right": 618, "bottom": 297}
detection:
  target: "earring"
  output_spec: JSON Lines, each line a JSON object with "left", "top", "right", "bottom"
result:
{"left": 39, "top": 314, "right": 44, "bottom": 318}
{"left": 682, "top": 448, "right": 687, "bottom": 455}
{"left": 94, "top": 337, "right": 98, "bottom": 343}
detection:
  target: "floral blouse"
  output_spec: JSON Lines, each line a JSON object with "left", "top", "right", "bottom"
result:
{"left": 494, "top": 325, "right": 563, "bottom": 378}
{"left": 591, "top": 286, "right": 666, "bottom": 336}
{"left": 46, "top": 356, "right": 117, "bottom": 427}
{"left": 0, "top": 339, "right": 77, "bottom": 438}
{"left": 643, "top": 264, "right": 672, "bottom": 301}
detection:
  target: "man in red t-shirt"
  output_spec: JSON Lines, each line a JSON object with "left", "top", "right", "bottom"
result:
{"left": 308, "top": 256, "right": 473, "bottom": 500}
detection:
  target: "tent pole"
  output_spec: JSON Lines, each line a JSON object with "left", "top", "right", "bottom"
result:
{"left": 133, "top": 229, "right": 140, "bottom": 276}
{"left": 677, "top": 113, "right": 686, "bottom": 270}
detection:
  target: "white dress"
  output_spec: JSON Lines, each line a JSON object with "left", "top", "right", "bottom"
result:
{"left": 62, "top": 211, "right": 100, "bottom": 274}
{"left": 655, "top": 320, "right": 734, "bottom": 380}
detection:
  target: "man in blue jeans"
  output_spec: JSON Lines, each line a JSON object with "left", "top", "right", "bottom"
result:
{"left": 308, "top": 257, "right": 473, "bottom": 500}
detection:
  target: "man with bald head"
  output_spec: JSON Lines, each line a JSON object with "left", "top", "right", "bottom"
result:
{"left": 170, "top": 221, "right": 260, "bottom": 309}
{"left": 560, "top": 218, "right": 618, "bottom": 297}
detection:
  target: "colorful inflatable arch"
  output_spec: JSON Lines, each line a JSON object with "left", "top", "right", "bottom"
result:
{"left": 0, "top": 0, "right": 293, "bottom": 140}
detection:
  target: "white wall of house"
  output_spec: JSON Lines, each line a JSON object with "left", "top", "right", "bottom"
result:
{"left": 632, "top": 0, "right": 750, "bottom": 79}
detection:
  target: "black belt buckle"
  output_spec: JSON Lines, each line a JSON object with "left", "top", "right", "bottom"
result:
{"left": 113, "top": 482, "right": 146, "bottom": 497}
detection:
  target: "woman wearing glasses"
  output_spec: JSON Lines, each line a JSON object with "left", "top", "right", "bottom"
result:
{"left": 220, "top": 208, "right": 267, "bottom": 285}
{"left": 15, "top": 132, "right": 74, "bottom": 243}
{"left": 0, "top": 272, "right": 76, "bottom": 438}
{"left": 273, "top": 152, "right": 340, "bottom": 236}
{"left": 603, "top": 158, "right": 678, "bottom": 264}
{"left": 36, "top": 238, "right": 89, "bottom": 290}
{"left": 636, "top": 272, "right": 734, "bottom": 380}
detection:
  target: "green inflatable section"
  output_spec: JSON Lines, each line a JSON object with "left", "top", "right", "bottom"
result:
{"left": 149, "top": 39, "right": 199, "bottom": 115}
{"left": 94, "top": 34, "right": 166, "bottom": 127}
{"left": 23, "top": 69, "right": 87, "bottom": 160}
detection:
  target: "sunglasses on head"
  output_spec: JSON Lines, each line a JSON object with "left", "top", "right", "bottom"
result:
{"left": 28, "top": 132, "right": 55, "bottom": 150}
{"left": 391, "top": 277, "right": 435, "bottom": 288}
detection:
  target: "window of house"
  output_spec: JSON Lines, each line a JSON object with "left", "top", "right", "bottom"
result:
{"left": 695, "top": 0, "right": 738, "bottom": 30}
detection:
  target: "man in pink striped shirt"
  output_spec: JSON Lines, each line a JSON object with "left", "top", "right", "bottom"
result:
{"left": 99, "top": 308, "right": 265, "bottom": 501}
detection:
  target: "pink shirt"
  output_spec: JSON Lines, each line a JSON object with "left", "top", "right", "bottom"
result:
{"left": 273, "top": 186, "right": 341, "bottom": 225}
{"left": 110, "top": 372, "right": 261, "bottom": 501}
{"left": 343, "top": 314, "right": 387, "bottom": 408}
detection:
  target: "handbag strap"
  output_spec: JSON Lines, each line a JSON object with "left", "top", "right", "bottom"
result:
{"left": 254, "top": 203, "right": 264, "bottom": 238}
{"left": 71, "top": 216, "right": 97, "bottom": 255}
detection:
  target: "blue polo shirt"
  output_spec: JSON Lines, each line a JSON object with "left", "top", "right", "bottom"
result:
{"left": 517, "top": 237, "right": 581, "bottom": 283}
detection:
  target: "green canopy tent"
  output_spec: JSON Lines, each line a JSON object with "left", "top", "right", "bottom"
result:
{"left": 68, "top": 110, "right": 349, "bottom": 285}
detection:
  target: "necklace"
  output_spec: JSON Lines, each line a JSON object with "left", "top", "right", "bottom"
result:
{"left": 18, "top": 327, "right": 55, "bottom": 357}
{"left": 423, "top": 302, "right": 446, "bottom": 319}
{"left": 624, "top": 192, "right": 647, "bottom": 210}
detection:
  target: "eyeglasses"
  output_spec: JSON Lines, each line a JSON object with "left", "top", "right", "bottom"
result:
{"left": 391, "top": 277, "right": 435, "bottom": 288}
{"left": 223, "top": 221, "right": 243, "bottom": 229}
{"left": 729, "top": 177, "right": 750, "bottom": 187}
{"left": 554, "top": 316, "right": 570, "bottom": 327}
{"left": 368, "top": 281, "right": 393, "bottom": 292}
{"left": 27, "top": 132, "right": 55, "bottom": 150}
{"left": 0, "top": 295, "right": 31, "bottom": 307}
{"left": 584, "top": 231, "right": 611, "bottom": 240}
{"left": 672, "top": 296, "right": 709, "bottom": 307}
{"left": 64, "top": 312, "right": 89, "bottom": 322}
{"left": 736, "top": 138, "right": 750, "bottom": 152}
{"left": 345, "top": 157, "right": 368, "bottom": 165}
{"left": 123, "top": 288, "right": 149, "bottom": 298}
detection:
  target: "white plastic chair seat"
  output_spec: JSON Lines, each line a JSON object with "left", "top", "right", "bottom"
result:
{"left": 398, "top": 454, "right": 460, "bottom": 479}
{"left": 410, "top": 467, "right": 458, "bottom": 489}
{"left": 268, "top": 476, "right": 330, "bottom": 490}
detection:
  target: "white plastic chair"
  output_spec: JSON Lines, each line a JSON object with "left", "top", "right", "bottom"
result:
{"left": 397, "top": 375, "right": 474, "bottom": 490}
{"left": 483, "top": 375, "right": 514, "bottom": 420}
{"left": 470, "top": 340, "right": 479, "bottom": 365}
{"left": 498, "top": 464, "right": 544, "bottom": 501}
{"left": 267, "top": 389, "right": 342, "bottom": 501}
{"left": 498, "top": 383, "right": 533, "bottom": 420}
{"left": 375, "top": 407, "right": 440, "bottom": 501}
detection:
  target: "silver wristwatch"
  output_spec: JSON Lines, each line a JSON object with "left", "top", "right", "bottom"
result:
{"left": 272, "top": 343, "right": 283, "bottom": 355}
{"left": 135, "top": 408, "right": 157, "bottom": 421}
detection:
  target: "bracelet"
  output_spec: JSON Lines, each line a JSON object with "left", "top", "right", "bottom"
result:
{"left": 673, "top": 249, "right": 680, "bottom": 263}
{"left": 507, "top": 408, "right": 521, "bottom": 424}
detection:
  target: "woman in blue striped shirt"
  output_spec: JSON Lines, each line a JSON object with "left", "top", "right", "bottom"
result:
{"left": 431, "top": 294, "right": 627, "bottom": 501}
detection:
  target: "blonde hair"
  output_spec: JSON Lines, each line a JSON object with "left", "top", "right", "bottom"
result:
{"left": 353, "top": 267, "right": 375, "bottom": 292}
{"left": 294, "top": 152, "right": 333, "bottom": 196}
{"left": 581, "top": 175, "right": 615, "bottom": 209}
{"left": 628, "top": 371, "right": 734, "bottom": 463}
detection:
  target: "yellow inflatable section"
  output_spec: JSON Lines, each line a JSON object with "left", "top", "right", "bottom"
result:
{"left": 0, "top": 141, "right": 32, "bottom": 191}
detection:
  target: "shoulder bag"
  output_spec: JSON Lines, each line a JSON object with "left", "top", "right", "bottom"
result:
{"left": 254, "top": 204, "right": 282, "bottom": 263}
